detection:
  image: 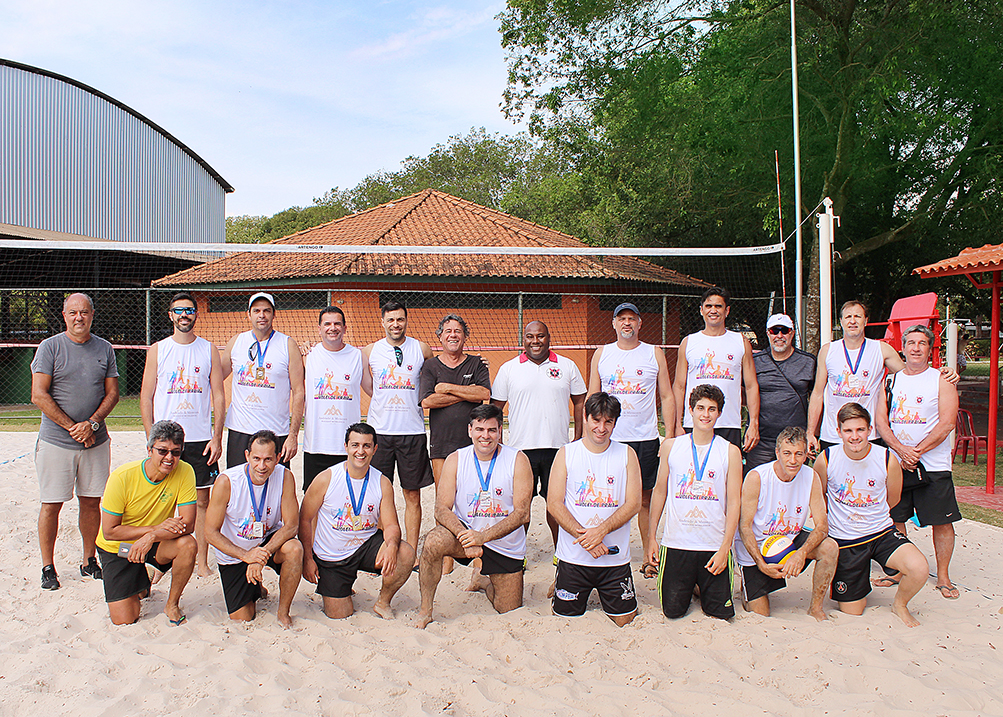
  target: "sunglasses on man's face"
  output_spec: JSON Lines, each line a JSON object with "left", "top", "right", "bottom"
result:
{"left": 152, "top": 446, "right": 182, "bottom": 457}
{"left": 170, "top": 307, "right": 196, "bottom": 316}
{"left": 768, "top": 326, "right": 792, "bottom": 335}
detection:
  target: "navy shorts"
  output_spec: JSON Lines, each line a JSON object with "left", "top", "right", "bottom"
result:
{"left": 622, "top": 439, "right": 660, "bottom": 491}
{"left": 890, "top": 470, "right": 960, "bottom": 527}
{"left": 552, "top": 561, "right": 637, "bottom": 618}
{"left": 831, "top": 528, "right": 911, "bottom": 602}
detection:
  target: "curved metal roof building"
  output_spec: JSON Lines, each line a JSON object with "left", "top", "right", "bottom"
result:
{"left": 1, "top": 58, "right": 232, "bottom": 245}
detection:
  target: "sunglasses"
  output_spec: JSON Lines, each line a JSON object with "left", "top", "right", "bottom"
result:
{"left": 768, "top": 326, "right": 792, "bottom": 335}
{"left": 394, "top": 346, "right": 403, "bottom": 366}
{"left": 170, "top": 307, "right": 196, "bottom": 316}
{"left": 152, "top": 446, "right": 182, "bottom": 457}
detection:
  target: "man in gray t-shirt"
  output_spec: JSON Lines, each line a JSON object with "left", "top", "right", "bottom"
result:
{"left": 30, "top": 293, "right": 119, "bottom": 591}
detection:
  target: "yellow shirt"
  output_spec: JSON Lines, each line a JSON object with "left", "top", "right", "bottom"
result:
{"left": 96, "top": 458, "right": 197, "bottom": 554}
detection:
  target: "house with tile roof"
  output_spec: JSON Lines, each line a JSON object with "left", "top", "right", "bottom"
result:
{"left": 154, "top": 189, "right": 709, "bottom": 403}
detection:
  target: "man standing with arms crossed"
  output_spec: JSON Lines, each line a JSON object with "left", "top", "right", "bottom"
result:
{"left": 31, "top": 293, "right": 119, "bottom": 590}
{"left": 749, "top": 313, "right": 816, "bottom": 469}
{"left": 363, "top": 301, "right": 434, "bottom": 554}
{"left": 303, "top": 306, "right": 371, "bottom": 490}
{"left": 875, "top": 325, "right": 961, "bottom": 599}
{"left": 140, "top": 292, "right": 225, "bottom": 578}
{"left": 493, "top": 320, "right": 586, "bottom": 548}
{"left": 590, "top": 302, "right": 673, "bottom": 578}
{"left": 549, "top": 392, "right": 641, "bottom": 626}
{"left": 222, "top": 292, "right": 305, "bottom": 468}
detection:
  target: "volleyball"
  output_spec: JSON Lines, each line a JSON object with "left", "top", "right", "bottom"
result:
{"left": 761, "top": 535, "right": 796, "bottom": 565}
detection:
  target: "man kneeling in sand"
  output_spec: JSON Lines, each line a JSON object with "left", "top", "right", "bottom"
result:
{"left": 206, "top": 430, "right": 303, "bottom": 628}
{"left": 300, "top": 423, "right": 414, "bottom": 619}
{"left": 417, "top": 404, "right": 532, "bottom": 628}
{"left": 95, "top": 420, "right": 196, "bottom": 625}
{"left": 814, "top": 403, "right": 929, "bottom": 627}
{"left": 736, "top": 426, "right": 838, "bottom": 621}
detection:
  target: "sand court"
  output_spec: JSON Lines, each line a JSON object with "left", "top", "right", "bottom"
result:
{"left": 2, "top": 430, "right": 1002, "bottom": 716}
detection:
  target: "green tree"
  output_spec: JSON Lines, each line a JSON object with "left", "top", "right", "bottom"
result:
{"left": 501, "top": 0, "right": 1003, "bottom": 344}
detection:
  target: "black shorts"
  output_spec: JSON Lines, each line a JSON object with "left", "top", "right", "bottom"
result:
{"left": 622, "top": 439, "right": 660, "bottom": 491}
{"left": 97, "top": 544, "right": 173, "bottom": 603}
{"left": 455, "top": 545, "right": 524, "bottom": 575}
{"left": 657, "top": 545, "right": 735, "bottom": 620}
{"left": 226, "top": 430, "right": 290, "bottom": 470}
{"left": 182, "top": 440, "right": 220, "bottom": 489}
{"left": 302, "top": 452, "right": 347, "bottom": 491}
{"left": 831, "top": 528, "right": 912, "bottom": 602}
{"left": 552, "top": 561, "right": 637, "bottom": 618}
{"left": 743, "top": 440, "right": 776, "bottom": 477}
{"left": 684, "top": 426, "right": 742, "bottom": 450}
{"left": 218, "top": 553, "right": 282, "bottom": 614}
{"left": 890, "top": 470, "right": 960, "bottom": 527}
{"left": 314, "top": 531, "right": 385, "bottom": 599}
{"left": 740, "top": 529, "right": 812, "bottom": 602}
{"left": 371, "top": 434, "right": 433, "bottom": 491}
{"left": 523, "top": 448, "right": 559, "bottom": 498}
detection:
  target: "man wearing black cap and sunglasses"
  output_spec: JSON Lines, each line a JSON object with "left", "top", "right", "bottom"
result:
{"left": 222, "top": 292, "right": 305, "bottom": 470}
{"left": 748, "top": 313, "right": 816, "bottom": 470}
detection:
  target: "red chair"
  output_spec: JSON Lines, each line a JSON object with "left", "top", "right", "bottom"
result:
{"left": 954, "top": 409, "right": 988, "bottom": 465}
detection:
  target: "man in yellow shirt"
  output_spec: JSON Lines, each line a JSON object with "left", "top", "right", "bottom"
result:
{"left": 96, "top": 420, "right": 197, "bottom": 625}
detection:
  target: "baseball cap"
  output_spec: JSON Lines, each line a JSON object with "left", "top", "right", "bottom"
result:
{"left": 248, "top": 292, "right": 275, "bottom": 309}
{"left": 767, "top": 313, "right": 794, "bottom": 330}
{"left": 614, "top": 302, "right": 640, "bottom": 317}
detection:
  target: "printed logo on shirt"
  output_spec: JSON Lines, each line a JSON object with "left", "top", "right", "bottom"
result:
{"left": 235, "top": 362, "right": 275, "bottom": 389}
{"left": 763, "top": 503, "right": 802, "bottom": 536}
{"left": 376, "top": 364, "right": 415, "bottom": 390}
{"left": 323, "top": 405, "right": 344, "bottom": 417}
{"left": 831, "top": 472, "right": 882, "bottom": 508}
{"left": 465, "top": 491, "right": 510, "bottom": 519}
{"left": 890, "top": 392, "right": 926, "bottom": 425}
{"left": 176, "top": 399, "right": 195, "bottom": 412}
{"left": 245, "top": 393, "right": 263, "bottom": 405}
{"left": 313, "top": 369, "right": 354, "bottom": 400}
{"left": 167, "top": 361, "right": 204, "bottom": 394}
{"left": 603, "top": 365, "right": 647, "bottom": 396}
{"left": 573, "top": 469, "right": 620, "bottom": 507}
{"left": 694, "top": 350, "right": 734, "bottom": 380}
{"left": 548, "top": 367, "right": 562, "bottom": 380}
{"left": 674, "top": 466, "right": 719, "bottom": 501}
{"left": 331, "top": 500, "right": 378, "bottom": 532}
{"left": 830, "top": 370, "right": 867, "bottom": 398}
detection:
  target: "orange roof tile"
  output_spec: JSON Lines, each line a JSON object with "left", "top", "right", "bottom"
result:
{"left": 154, "top": 190, "right": 708, "bottom": 288}
{"left": 914, "top": 244, "right": 1003, "bottom": 278}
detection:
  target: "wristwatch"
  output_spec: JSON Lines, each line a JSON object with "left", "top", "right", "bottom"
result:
{"left": 89, "top": 419, "right": 100, "bottom": 432}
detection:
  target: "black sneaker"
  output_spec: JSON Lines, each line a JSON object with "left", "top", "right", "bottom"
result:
{"left": 80, "top": 557, "right": 102, "bottom": 580}
{"left": 41, "top": 564, "right": 60, "bottom": 590}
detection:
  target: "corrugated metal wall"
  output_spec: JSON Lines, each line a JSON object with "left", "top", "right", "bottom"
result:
{"left": 0, "top": 63, "right": 226, "bottom": 244}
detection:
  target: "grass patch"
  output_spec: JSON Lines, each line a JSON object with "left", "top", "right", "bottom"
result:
{"left": 963, "top": 360, "right": 1003, "bottom": 377}
{"left": 952, "top": 449, "right": 1003, "bottom": 527}
{"left": 0, "top": 396, "right": 144, "bottom": 431}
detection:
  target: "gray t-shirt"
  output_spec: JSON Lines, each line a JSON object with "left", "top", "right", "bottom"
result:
{"left": 31, "top": 332, "right": 118, "bottom": 450}
{"left": 753, "top": 347, "right": 816, "bottom": 444}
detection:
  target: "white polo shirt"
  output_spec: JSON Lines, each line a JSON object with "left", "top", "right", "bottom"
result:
{"left": 492, "top": 351, "right": 586, "bottom": 451}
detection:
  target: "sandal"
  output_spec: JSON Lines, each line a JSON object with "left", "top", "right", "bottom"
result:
{"left": 871, "top": 575, "right": 900, "bottom": 588}
{"left": 639, "top": 562, "right": 658, "bottom": 579}
{"left": 935, "top": 584, "right": 960, "bottom": 599}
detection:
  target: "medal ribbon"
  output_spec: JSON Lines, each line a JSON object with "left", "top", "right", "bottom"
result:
{"left": 842, "top": 339, "right": 865, "bottom": 376}
{"left": 474, "top": 448, "right": 499, "bottom": 492}
{"left": 253, "top": 330, "right": 275, "bottom": 368}
{"left": 346, "top": 467, "right": 370, "bottom": 517}
{"left": 245, "top": 466, "right": 269, "bottom": 523}
{"left": 690, "top": 435, "right": 715, "bottom": 483}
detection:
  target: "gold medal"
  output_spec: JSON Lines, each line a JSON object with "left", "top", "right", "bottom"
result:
{"left": 255, "top": 366, "right": 266, "bottom": 381}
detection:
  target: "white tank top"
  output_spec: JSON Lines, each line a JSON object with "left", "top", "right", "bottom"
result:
{"left": 556, "top": 440, "right": 631, "bottom": 567}
{"left": 821, "top": 339, "right": 884, "bottom": 442}
{"left": 683, "top": 331, "right": 745, "bottom": 429}
{"left": 153, "top": 336, "right": 214, "bottom": 442}
{"left": 824, "top": 445, "right": 893, "bottom": 540}
{"left": 733, "top": 462, "right": 814, "bottom": 566}
{"left": 596, "top": 343, "right": 660, "bottom": 441}
{"left": 452, "top": 444, "right": 526, "bottom": 560}
{"left": 888, "top": 367, "right": 951, "bottom": 471}
{"left": 226, "top": 330, "right": 293, "bottom": 435}
{"left": 213, "top": 463, "right": 286, "bottom": 566}
{"left": 304, "top": 343, "right": 364, "bottom": 454}
{"left": 367, "top": 337, "right": 425, "bottom": 435}
{"left": 659, "top": 435, "right": 732, "bottom": 551}
{"left": 312, "top": 465, "right": 384, "bottom": 561}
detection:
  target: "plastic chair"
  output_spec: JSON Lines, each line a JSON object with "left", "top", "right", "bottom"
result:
{"left": 954, "top": 408, "right": 988, "bottom": 465}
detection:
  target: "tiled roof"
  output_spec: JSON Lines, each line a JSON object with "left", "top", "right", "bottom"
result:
{"left": 914, "top": 244, "right": 1003, "bottom": 277}
{"left": 154, "top": 190, "right": 708, "bottom": 288}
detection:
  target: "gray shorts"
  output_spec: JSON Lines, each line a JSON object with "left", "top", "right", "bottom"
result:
{"left": 35, "top": 439, "right": 111, "bottom": 503}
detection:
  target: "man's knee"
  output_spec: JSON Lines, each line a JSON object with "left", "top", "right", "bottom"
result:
{"left": 815, "top": 537, "right": 839, "bottom": 565}
{"left": 640, "top": 489, "right": 652, "bottom": 509}
{"left": 403, "top": 489, "right": 421, "bottom": 505}
{"left": 229, "top": 602, "right": 256, "bottom": 622}
{"left": 421, "top": 527, "right": 454, "bottom": 558}
{"left": 898, "top": 546, "right": 929, "bottom": 577}
{"left": 196, "top": 489, "right": 211, "bottom": 508}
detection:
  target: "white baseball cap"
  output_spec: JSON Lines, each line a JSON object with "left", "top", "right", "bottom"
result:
{"left": 248, "top": 292, "right": 275, "bottom": 309}
{"left": 766, "top": 313, "right": 794, "bottom": 331}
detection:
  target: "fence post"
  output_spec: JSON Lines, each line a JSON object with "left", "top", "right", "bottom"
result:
{"left": 145, "top": 289, "right": 151, "bottom": 346}
{"left": 662, "top": 295, "right": 667, "bottom": 345}
{"left": 517, "top": 293, "right": 524, "bottom": 344}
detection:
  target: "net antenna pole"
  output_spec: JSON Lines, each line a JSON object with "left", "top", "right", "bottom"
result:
{"left": 790, "top": 0, "right": 804, "bottom": 345}
{"left": 775, "top": 150, "right": 787, "bottom": 314}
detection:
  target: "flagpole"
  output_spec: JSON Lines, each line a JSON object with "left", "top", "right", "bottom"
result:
{"left": 791, "top": 0, "right": 804, "bottom": 345}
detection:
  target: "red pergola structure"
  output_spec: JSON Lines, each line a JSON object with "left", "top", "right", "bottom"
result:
{"left": 914, "top": 244, "right": 1003, "bottom": 494}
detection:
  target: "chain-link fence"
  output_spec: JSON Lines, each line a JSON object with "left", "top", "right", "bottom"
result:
{"left": 0, "top": 286, "right": 778, "bottom": 423}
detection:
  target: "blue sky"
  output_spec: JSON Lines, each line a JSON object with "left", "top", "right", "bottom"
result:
{"left": 1, "top": 0, "right": 517, "bottom": 216}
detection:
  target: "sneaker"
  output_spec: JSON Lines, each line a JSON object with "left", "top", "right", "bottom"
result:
{"left": 41, "top": 564, "right": 60, "bottom": 590}
{"left": 80, "top": 557, "right": 102, "bottom": 580}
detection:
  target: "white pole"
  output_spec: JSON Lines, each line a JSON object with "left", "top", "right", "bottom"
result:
{"left": 791, "top": 0, "right": 804, "bottom": 345}
{"left": 818, "top": 198, "right": 835, "bottom": 345}
{"left": 947, "top": 319, "right": 958, "bottom": 448}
